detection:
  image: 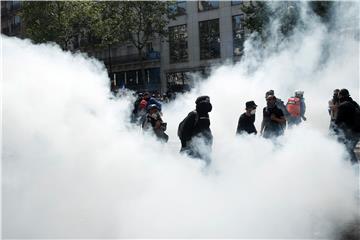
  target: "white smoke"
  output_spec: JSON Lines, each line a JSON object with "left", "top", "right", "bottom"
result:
{"left": 2, "top": 2, "right": 359, "bottom": 238}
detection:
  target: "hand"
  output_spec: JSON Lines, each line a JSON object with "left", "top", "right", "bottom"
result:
{"left": 270, "top": 114, "right": 277, "bottom": 121}
{"left": 302, "top": 116, "right": 307, "bottom": 121}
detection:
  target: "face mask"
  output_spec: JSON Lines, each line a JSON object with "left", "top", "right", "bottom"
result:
{"left": 250, "top": 109, "right": 256, "bottom": 115}
{"left": 151, "top": 113, "right": 158, "bottom": 119}
{"left": 196, "top": 102, "right": 212, "bottom": 113}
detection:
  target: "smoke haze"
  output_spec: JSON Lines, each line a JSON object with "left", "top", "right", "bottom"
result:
{"left": 2, "top": 2, "right": 359, "bottom": 238}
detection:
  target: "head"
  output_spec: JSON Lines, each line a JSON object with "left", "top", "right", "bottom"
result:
{"left": 148, "top": 104, "right": 159, "bottom": 115}
{"left": 245, "top": 101, "right": 257, "bottom": 115}
{"left": 195, "top": 96, "right": 212, "bottom": 114}
{"left": 332, "top": 89, "right": 340, "bottom": 102}
{"left": 143, "top": 92, "right": 150, "bottom": 100}
{"left": 338, "top": 89, "right": 350, "bottom": 102}
{"left": 139, "top": 100, "right": 147, "bottom": 110}
{"left": 295, "top": 90, "right": 304, "bottom": 98}
{"left": 265, "top": 90, "right": 275, "bottom": 99}
{"left": 266, "top": 95, "right": 276, "bottom": 108}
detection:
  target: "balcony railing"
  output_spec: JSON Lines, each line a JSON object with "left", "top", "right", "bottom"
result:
{"left": 102, "top": 51, "right": 160, "bottom": 65}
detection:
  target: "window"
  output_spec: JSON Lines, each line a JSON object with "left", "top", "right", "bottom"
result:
{"left": 231, "top": 0, "right": 243, "bottom": 6}
{"left": 232, "top": 14, "right": 245, "bottom": 56}
{"left": 169, "top": 1, "right": 186, "bottom": 16}
{"left": 11, "top": 15, "right": 21, "bottom": 32}
{"left": 199, "top": 19, "right": 220, "bottom": 60}
{"left": 169, "top": 24, "right": 188, "bottom": 63}
{"left": 146, "top": 42, "right": 153, "bottom": 53}
{"left": 147, "top": 68, "right": 160, "bottom": 84}
{"left": 125, "top": 70, "right": 143, "bottom": 86}
{"left": 13, "top": 1, "right": 21, "bottom": 10}
{"left": 198, "top": 1, "right": 219, "bottom": 12}
{"left": 167, "top": 71, "right": 191, "bottom": 92}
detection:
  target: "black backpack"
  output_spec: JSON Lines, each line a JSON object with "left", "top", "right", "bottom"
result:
{"left": 177, "top": 111, "right": 199, "bottom": 141}
{"left": 351, "top": 101, "right": 360, "bottom": 132}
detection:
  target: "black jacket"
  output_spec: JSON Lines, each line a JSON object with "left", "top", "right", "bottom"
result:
{"left": 237, "top": 113, "right": 257, "bottom": 135}
{"left": 335, "top": 97, "right": 360, "bottom": 134}
{"left": 181, "top": 111, "right": 212, "bottom": 148}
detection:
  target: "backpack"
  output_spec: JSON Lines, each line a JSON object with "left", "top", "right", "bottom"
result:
{"left": 351, "top": 101, "right": 360, "bottom": 132}
{"left": 286, "top": 97, "right": 301, "bottom": 117}
{"left": 177, "top": 111, "right": 199, "bottom": 141}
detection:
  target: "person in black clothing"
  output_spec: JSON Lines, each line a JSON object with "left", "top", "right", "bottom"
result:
{"left": 334, "top": 89, "right": 360, "bottom": 164}
{"left": 178, "top": 96, "right": 213, "bottom": 165}
{"left": 261, "top": 95, "right": 286, "bottom": 138}
{"left": 236, "top": 101, "right": 258, "bottom": 135}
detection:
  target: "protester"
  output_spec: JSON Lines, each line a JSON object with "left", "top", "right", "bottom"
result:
{"left": 265, "top": 90, "right": 289, "bottom": 117}
{"left": 261, "top": 95, "right": 286, "bottom": 138}
{"left": 178, "top": 96, "right": 213, "bottom": 165}
{"left": 142, "top": 104, "right": 169, "bottom": 142}
{"left": 236, "top": 101, "right": 258, "bottom": 135}
{"left": 329, "top": 89, "right": 340, "bottom": 130}
{"left": 143, "top": 92, "right": 162, "bottom": 111}
{"left": 334, "top": 89, "right": 360, "bottom": 164}
{"left": 131, "top": 93, "right": 144, "bottom": 123}
{"left": 286, "top": 90, "right": 307, "bottom": 126}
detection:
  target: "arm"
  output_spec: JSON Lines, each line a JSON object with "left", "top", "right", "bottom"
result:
{"left": 236, "top": 116, "right": 243, "bottom": 134}
{"left": 301, "top": 101, "right": 307, "bottom": 120}
{"left": 271, "top": 114, "right": 286, "bottom": 124}
{"left": 182, "top": 112, "right": 197, "bottom": 141}
{"left": 260, "top": 119, "right": 265, "bottom": 134}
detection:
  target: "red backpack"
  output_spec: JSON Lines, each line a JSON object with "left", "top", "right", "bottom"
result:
{"left": 287, "top": 97, "right": 301, "bottom": 117}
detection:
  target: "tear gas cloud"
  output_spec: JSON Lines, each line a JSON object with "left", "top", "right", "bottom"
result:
{"left": 2, "top": 2, "right": 359, "bottom": 238}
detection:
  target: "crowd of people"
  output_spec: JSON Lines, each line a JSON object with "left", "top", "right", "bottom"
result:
{"left": 130, "top": 88, "right": 360, "bottom": 165}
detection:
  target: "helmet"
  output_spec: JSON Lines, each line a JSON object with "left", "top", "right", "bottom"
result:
{"left": 147, "top": 104, "right": 160, "bottom": 111}
{"left": 295, "top": 90, "right": 304, "bottom": 97}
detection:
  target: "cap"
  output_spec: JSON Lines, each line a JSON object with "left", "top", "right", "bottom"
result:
{"left": 195, "top": 96, "right": 210, "bottom": 104}
{"left": 295, "top": 90, "right": 304, "bottom": 96}
{"left": 148, "top": 104, "right": 160, "bottom": 111}
{"left": 339, "top": 89, "right": 350, "bottom": 97}
{"left": 246, "top": 101, "right": 257, "bottom": 109}
{"left": 265, "top": 90, "right": 274, "bottom": 98}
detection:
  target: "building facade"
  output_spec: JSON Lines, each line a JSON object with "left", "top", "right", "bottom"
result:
{"left": 95, "top": 1, "right": 248, "bottom": 93}
{"left": 1, "top": 1, "right": 23, "bottom": 37}
{"left": 161, "top": 1, "right": 246, "bottom": 93}
{"left": 1, "top": 0, "right": 248, "bottom": 93}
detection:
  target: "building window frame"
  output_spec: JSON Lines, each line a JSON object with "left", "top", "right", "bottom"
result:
{"left": 169, "top": 24, "right": 188, "bottom": 63}
{"left": 232, "top": 14, "right": 245, "bottom": 56}
{"left": 231, "top": 0, "right": 243, "bottom": 6}
{"left": 198, "top": 1, "right": 219, "bottom": 12}
{"left": 169, "top": 1, "right": 186, "bottom": 16}
{"left": 199, "top": 18, "right": 221, "bottom": 60}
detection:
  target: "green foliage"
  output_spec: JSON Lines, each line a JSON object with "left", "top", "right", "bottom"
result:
{"left": 240, "top": 1, "right": 271, "bottom": 41}
{"left": 20, "top": 1, "right": 97, "bottom": 50}
{"left": 119, "top": 1, "right": 174, "bottom": 52}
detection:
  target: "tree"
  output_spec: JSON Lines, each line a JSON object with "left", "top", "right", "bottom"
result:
{"left": 118, "top": 1, "right": 174, "bottom": 90}
{"left": 240, "top": 1, "right": 271, "bottom": 42}
{"left": 21, "top": 1, "right": 97, "bottom": 50}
